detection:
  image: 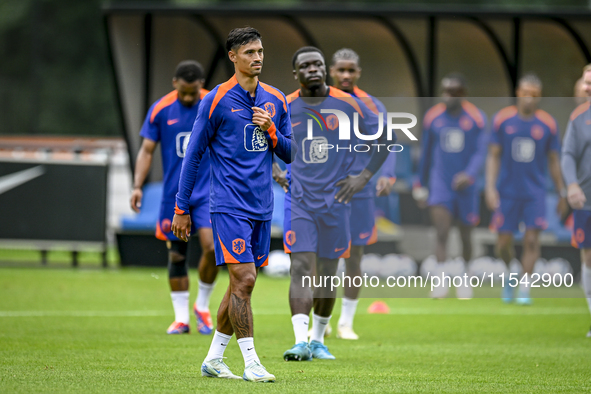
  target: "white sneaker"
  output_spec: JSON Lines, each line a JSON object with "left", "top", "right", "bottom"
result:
{"left": 308, "top": 323, "right": 332, "bottom": 338}
{"left": 201, "top": 358, "right": 241, "bottom": 379}
{"left": 243, "top": 361, "right": 275, "bottom": 383}
{"left": 430, "top": 282, "right": 449, "bottom": 299}
{"left": 456, "top": 278, "right": 473, "bottom": 300}
{"left": 337, "top": 325, "right": 359, "bottom": 340}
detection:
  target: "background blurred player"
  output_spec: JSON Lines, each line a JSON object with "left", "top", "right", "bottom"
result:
{"left": 413, "top": 74, "right": 488, "bottom": 299}
{"left": 574, "top": 77, "right": 588, "bottom": 106}
{"left": 328, "top": 48, "right": 396, "bottom": 339}
{"left": 283, "top": 47, "right": 387, "bottom": 361}
{"left": 562, "top": 64, "right": 591, "bottom": 336}
{"left": 172, "top": 27, "right": 295, "bottom": 382}
{"left": 130, "top": 60, "right": 217, "bottom": 335}
{"left": 486, "top": 73, "right": 568, "bottom": 305}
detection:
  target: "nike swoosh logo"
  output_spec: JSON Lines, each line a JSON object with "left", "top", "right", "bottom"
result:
{"left": 291, "top": 122, "right": 301, "bottom": 128}
{"left": 231, "top": 108, "right": 243, "bottom": 112}
{"left": 335, "top": 247, "right": 346, "bottom": 252}
{"left": 257, "top": 255, "right": 265, "bottom": 260}
{"left": 247, "top": 347, "right": 254, "bottom": 351}
{"left": 359, "top": 232, "right": 371, "bottom": 239}
{"left": 0, "top": 166, "right": 45, "bottom": 195}
{"left": 167, "top": 119, "right": 179, "bottom": 125}
{"left": 221, "top": 343, "right": 227, "bottom": 346}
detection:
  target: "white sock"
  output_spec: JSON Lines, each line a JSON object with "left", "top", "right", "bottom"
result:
{"left": 205, "top": 331, "right": 232, "bottom": 361}
{"left": 310, "top": 314, "right": 331, "bottom": 344}
{"left": 338, "top": 297, "right": 358, "bottom": 328}
{"left": 519, "top": 273, "right": 530, "bottom": 296}
{"left": 582, "top": 264, "right": 591, "bottom": 315}
{"left": 196, "top": 280, "right": 215, "bottom": 312}
{"left": 291, "top": 313, "right": 309, "bottom": 344}
{"left": 237, "top": 337, "right": 260, "bottom": 366}
{"left": 170, "top": 291, "right": 190, "bottom": 324}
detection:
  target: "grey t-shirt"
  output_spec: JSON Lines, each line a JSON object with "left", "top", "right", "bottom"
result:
{"left": 562, "top": 101, "right": 591, "bottom": 211}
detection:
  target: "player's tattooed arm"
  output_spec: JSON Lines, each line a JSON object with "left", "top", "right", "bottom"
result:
{"left": 230, "top": 293, "right": 253, "bottom": 338}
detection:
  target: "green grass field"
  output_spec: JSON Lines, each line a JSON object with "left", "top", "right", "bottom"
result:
{"left": 1, "top": 266, "right": 590, "bottom": 393}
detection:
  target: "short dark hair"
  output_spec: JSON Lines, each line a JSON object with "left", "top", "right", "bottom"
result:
{"left": 292, "top": 46, "right": 325, "bottom": 69}
{"left": 226, "top": 27, "right": 262, "bottom": 52}
{"left": 174, "top": 60, "right": 204, "bottom": 83}
{"left": 442, "top": 72, "right": 467, "bottom": 88}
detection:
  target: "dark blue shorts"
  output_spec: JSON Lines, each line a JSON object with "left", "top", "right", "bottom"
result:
{"left": 157, "top": 197, "right": 211, "bottom": 241}
{"left": 428, "top": 185, "right": 480, "bottom": 226}
{"left": 350, "top": 197, "right": 377, "bottom": 246}
{"left": 211, "top": 213, "right": 270, "bottom": 268}
{"left": 286, "top": 197, "right": 351, "bottom": 260}
{"left": 572, "top": 209, "right": 591, "bottom": 249}
{"left": 490, "top": 195, "right": 547, "bottom": 233}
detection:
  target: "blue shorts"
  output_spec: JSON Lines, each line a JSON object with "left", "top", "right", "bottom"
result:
{"left": 283, "top": 191, "right": 293, "bottom": 253}
{"left": 211, "top": 213, "right": 270, "bottom": 268}
{"left": 288, "top": 197, "right": 351, "bottom": 260}
{"left": 572, "top": 209, "right": 591, "bottom": 249}
{"left": 428, "top": 185, "right": 480, "bottom": 226}
{"left": 350, "top": 197, "right": 377, "bottom": 246}
{"left": 157, "top": 197, "right": 211, "bottom": 241}
{"left": 490, "top": 195, "right": 547, "bottom": 233}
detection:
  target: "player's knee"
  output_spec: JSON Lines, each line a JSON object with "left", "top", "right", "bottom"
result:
{"left": 234, "top": 272, "right": 256, "bottom": 295}
{"left": 168, "top": 258, "right": 188, "bottom": 278}
{"left": 523, "top": 233, "right": 539, "bottom": 252}
{"left": 290, "top": 254, "right": 314, "bottom": 278}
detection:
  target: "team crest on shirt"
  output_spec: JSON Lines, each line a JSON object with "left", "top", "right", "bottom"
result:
{"left": 264, "top": 102, "right": 276, "bottom": 118}
{"left": 326, "top": 114, "right": 339, "bottom": 130}
{"left": 161, "top": 219, "right": 172, "bottom": 233}
{"left": 530, "top": 125, "right": 544, "bottom": 140}
{"left": 459, "top": 116, "right": 473, "bottom": 131}
{"left": 244, "top": 124, "right": 269, "bottom": 152}
{"left": 285, "top": 230, "right": 296, "bottom": 246}
{"left": 232, "top": 238, "right": 246, "bottom": 255}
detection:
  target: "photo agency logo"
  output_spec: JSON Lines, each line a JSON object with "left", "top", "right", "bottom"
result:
{"left": 303, "top": 108, "right": 418, "bottom": 155}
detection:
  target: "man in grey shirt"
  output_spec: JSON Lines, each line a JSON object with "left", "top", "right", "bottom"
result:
{"left": 562, "top": 63, "right": 591, "bottom": 337}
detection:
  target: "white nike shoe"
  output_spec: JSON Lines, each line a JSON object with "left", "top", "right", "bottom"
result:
{"left": 337, "top": 325, "right": 359, "bottom": 340}
{"left": 243, "top": 361, "right": 275, "bottom": 383}
{"left": 308, "top": 323, "right": 332, "bottom": 338}
{"left": 201, "top": 358, "right": 241, "bottom": 379}
{"left": 456, "top": 280, "right": 473, "bottom": 300}
{"left": 430, "top": 282, "right": 449, "bottom": 299}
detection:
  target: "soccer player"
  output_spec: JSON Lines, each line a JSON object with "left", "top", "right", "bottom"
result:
{"left": 486, "top": 73, "right": 568, "bottom": 305}
{"left": 413, "top": 74, "right": 488, "bottom": 299}
{"left": 172, "top": 27, "right": 295, "bottom": 382}
{"left": 282, "top": 46, "right": 388, "bottom": 361}
{"left": 329, "top": 48, "right": 396, "bottom": 339}
{"left": 562, "top": 64, "right": 591, "bottom": 336}
{"left": 130, "top": 60, "right": 218, "bottom": 335}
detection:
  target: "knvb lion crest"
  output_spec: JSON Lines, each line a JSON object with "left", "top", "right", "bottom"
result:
{"left": 232, "top": 238, "right": 246, "bottom": 255}
{"left": 264, "top": 102, "right": 276, "bottom": 118}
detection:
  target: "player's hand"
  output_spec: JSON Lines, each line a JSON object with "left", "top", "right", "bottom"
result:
{"left": 273, "top": 162, "right": 289, "bottom": 193}
{"left": 335, "top": 169, "right": 372, "bottom": 204}
{"left": 252, "top": 107, "right": 273, "bottom": 131}
{"left": 376, "top": 177, "right": 393, "bottom": 197}
{"left": 130, "top": 187, "right": 143, "bottom": 213}
{"left": 485, "top": 187, "right": 500, "bottom": 211}
{"left": 567, "top": 183, "right": 587, "bottom": 210}
{"left": 171, "top": 214, "right": 191, "bottom": 242}
{"left": 452, "top": 172, "right": 473, "bottom": 191}
{"left": 412, "top": 186, "right": 429, "bottom": 209}
{"left": 556, "top": 196, "right": 570, "bottom": 219}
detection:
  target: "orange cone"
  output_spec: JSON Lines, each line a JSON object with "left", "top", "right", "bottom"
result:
{"left": 367, "top": 300, "right": 390, "bottom": 314}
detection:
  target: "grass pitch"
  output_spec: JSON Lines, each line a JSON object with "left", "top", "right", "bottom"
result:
{"left": 1, "top": 266, "right": 590, "bottom": 393}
